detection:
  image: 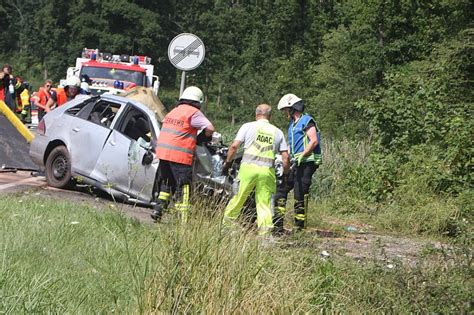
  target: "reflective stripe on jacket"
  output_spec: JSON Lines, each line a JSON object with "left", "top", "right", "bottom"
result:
{"left": 241, "top": 120, "right": 278, "bottom": 168}
{"left": 20, "top": 89, "right": 29, "bottom": 107}
{"left": 288, "top": 114, "right": 322, "bottom": 165}
{"left": 155, "top": 104, "right": 199, "bottom": 165}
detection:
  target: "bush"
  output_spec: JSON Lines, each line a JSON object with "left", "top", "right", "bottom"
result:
{"left": 357, "top": 30, "right": 473, "bottom": 196}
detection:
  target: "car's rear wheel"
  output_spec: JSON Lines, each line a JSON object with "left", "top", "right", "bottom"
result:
{"left": 45, "top": 145, "right": 72, "bottom": 188}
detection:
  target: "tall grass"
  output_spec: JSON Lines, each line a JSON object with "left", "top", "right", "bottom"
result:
{"left": 0, "top": 195, "right": 315, "bottom": 313}
{"left": 142, "top": 220, "right": 313, "bottom": 313}
{"left": 0, "top": 195, "right": 471, "bottom": 313}
{"left": 311, "top": 138, "right": 471, "bottom": 237}
{"left": 313, "top": 138, "right": 371, "bottom": 199}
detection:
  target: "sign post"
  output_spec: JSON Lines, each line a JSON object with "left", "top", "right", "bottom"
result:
{"left": 168, "top": 33, "right": 205, "bottom": 96}
{"left": 180, "top": 71, "right": 186, "bottom": 97}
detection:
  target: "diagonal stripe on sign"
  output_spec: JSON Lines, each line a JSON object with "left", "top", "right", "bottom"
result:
{"left": 172, "top": 39, "right": 201, "bottom": 63}
{"left": 171, "top": 38, "right": 202, "bottom": 65}
{"left": 171, "top": 39, "right": 201, "bottom": 65}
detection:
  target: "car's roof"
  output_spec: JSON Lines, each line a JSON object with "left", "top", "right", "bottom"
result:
{"left": 101, "top": 94, "right": 155, "bottom": 117}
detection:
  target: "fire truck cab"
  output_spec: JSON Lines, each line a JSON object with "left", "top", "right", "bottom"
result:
{"left": 65, "top": 48, "right": 160, "bottom": 96}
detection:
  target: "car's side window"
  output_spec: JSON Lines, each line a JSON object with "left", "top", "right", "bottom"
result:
{"left": 117, "top": 107, "right": 154, "bottom": 145}
{"left": 65, "top": 98, "right": 96, "bottom": 117}
{"left": 87, "top": 101, "right": 121, "bottom": 128}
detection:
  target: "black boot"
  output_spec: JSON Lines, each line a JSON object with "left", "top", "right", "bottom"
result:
{"left": 294, "top": 200, "right": 306, "bottom": 230}
{"left": 273, "top": 198, "right": 286, "bottom": 235}
{"left": 151, "top": 203, "right": 164, "bottom": 222}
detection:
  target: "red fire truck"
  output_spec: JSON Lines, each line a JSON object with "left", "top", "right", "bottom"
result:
{"left": 65, "top": 48, "right": 160, "bottom": 95}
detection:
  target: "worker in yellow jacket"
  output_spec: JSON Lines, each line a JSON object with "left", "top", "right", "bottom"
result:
{"left": 222, "top": 104, "right": 289, "bottom": 235}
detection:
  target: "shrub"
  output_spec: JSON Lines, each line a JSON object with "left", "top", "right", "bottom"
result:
{"left": 357, "top": 29, "right": 473, "bottom": 197}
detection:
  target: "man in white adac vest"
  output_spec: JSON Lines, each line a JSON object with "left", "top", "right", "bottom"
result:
{"left": 222, "top": 104, "right": 289, "bottom": 235}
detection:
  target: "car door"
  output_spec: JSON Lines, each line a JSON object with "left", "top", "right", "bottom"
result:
{"left": 65, "top": 99, "right": 116, "bottom": 177}
{"left": 92, "top": 104, "right": 158, "bottom": 202}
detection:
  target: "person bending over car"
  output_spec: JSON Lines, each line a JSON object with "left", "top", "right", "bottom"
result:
{"left": 45, "top": 76, "right": 82, "bottom": 112}
{"left": 151, "top": 86, "right": 215, "bottom": 223}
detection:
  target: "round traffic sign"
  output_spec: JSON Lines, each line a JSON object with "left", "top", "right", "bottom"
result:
{"left": 168, "top": 33, "right": 205, "bottom": 71}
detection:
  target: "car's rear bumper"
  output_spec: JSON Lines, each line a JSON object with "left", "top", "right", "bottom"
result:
{"left": 29, "top": 134, "right": 50, "bottom": 167}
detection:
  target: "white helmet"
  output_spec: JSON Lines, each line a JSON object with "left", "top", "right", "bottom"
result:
{"left": 66, "top": 76, "right": 81, "bottom": 88}
{"left": 180, "top": 86, "right": 203, "bottom": 103}
{"left": 80, "top": 81, "right": 90, "bottom": 94}
{"left": 277, "top": 93, "right": 302, "bottom": 110}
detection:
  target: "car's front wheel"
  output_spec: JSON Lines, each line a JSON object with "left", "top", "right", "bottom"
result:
{"left": 45, "top": 145, "right": 72, "bottom": 188}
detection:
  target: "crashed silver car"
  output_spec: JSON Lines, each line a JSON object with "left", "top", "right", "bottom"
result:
{"left": 29, "top": 92, "right": 232, "bottom": 206}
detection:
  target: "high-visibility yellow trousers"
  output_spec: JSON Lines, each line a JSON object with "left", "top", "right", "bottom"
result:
{"left": 223, "top": 163, "right": 275, "bottom": 235}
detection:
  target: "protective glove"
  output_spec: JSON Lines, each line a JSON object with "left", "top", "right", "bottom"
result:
{"left": 222, "top": 161, "right": 232, "bottom": 176}
{"left": 297, "top": 154, "right": 304, "bottom": 166}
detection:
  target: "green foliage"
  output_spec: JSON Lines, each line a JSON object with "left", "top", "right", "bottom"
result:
{"left": 1, "top": 0, "right": 472, "bottom": 138}
{"left": 448, "top": 190, "right": 474, "bottom": 237}
{"left": 309, "top": 25, "right": 377, "bottom": 138}
{"left": 313, "top": 139, "right": 374, "bottom": 200}
{"left": 314, "top": 139, "right": 471, "bottom": 237}
{"left": 0, "top": 2, "right": 472, "bottom": 310}
{"left": 358, "top": 29, "right": 473, "bottom": 196}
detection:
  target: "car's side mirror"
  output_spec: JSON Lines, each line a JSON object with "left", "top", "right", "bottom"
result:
{"left": 142, "top": 148, "right": 154, "bottom": 165}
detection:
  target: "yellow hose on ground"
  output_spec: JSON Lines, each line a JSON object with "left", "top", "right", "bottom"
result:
{"left": 0, "top": 100, "right": 35, "bottom": 143}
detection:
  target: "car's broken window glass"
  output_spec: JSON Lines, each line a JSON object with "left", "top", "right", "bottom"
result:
{"left": 119, "top": 108, "right": 153, "bottom": 145}
{"left": 87, "top": 101, "right": 121, "bottom": 128}
{"left": 65, "top": 98, "right": 96, "bottom": 116}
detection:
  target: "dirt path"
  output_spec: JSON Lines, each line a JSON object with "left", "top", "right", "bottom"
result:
{"left": 2, "top": 171, "right": 447, "bottom": 267}
{"left": 28, "top": 185, "right": 451, "bottom": 267}
{"left": 280, "top": 228, "right": 445, "bottom": 267}
{"left": 0, "top": 170, "right": 44, "bottom": 193}
{"left": 1, "top": 171, "right": 152, "bottom": 223}
{"left": 27, "top": 184, "right": 153, "bottom": 223}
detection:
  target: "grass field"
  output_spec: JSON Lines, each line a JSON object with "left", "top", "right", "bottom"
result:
{"left": 0, "top": 194, "right": 471, "bottom": 313}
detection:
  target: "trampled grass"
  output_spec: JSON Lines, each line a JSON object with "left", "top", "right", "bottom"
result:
{"left": 0, "top": 195, "right": 471, "bottom": 313}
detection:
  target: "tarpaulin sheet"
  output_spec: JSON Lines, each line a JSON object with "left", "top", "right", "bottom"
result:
{"left": 0, "top": 115, "right": 38, "bottom": 171}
